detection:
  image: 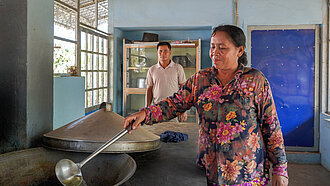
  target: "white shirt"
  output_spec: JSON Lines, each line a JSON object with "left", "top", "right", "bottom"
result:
{"left": 146, "top": 60, "right": 186, "bottom": 104}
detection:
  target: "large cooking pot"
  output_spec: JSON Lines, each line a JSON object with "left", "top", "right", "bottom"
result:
{"left": 43, "top": 105, "right": 160, "bottom": 153}
{"left": 0, "top": 147, "right": 136, "bottom": 185}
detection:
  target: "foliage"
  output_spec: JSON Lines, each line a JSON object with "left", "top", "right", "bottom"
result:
{"left": 54, "top": 48, "right": 74, "bottom": 73}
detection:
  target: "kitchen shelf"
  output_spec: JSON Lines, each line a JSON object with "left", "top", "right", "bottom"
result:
{"left": 123, "top": 38, "right": 201, "bottom": 122}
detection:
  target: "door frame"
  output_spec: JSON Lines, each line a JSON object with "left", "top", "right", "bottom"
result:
{"left": 247, "top": 24, "right": 320, "bottom": 152}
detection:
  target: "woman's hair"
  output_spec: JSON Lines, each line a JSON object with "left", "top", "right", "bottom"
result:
{"left": 212, "top": 25, "right": 247, "bottom": 65}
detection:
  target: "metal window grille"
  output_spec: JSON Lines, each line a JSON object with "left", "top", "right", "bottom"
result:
{"left": 81, "top": 27, "right": 110, "bottom": 113}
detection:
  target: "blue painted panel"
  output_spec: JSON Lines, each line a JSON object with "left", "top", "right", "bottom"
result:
{"left": 251, "top": 29, "right": 315, "bottom": 147}
{"left": 54, "top": 77, "right": 85, "bottom": 129}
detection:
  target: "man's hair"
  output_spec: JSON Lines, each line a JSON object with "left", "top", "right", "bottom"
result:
{"left": 157, "top": 42, "right": 171, "bottom": 50}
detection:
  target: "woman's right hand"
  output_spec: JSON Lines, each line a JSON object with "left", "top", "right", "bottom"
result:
{"left": 123, "top": 110, "right": 146, "bottom": 133}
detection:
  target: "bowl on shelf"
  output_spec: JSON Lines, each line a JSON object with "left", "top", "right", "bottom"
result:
{"left": 172, "top": 55, "right": 193, "bottom": 67}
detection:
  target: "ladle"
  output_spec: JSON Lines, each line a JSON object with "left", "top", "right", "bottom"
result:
{"left": 55, "top": 123, "right": 133, "bottom": 186}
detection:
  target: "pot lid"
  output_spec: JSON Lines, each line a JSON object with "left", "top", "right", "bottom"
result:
{"left": 43, "top": 103, "right": 160, "bottom": 153}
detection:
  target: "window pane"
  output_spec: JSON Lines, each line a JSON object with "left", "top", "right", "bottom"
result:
{"left": 87, "top": 53, "right": 93, "bottom": 70}
{"left": 99, "top": 55, "right": 104, "bottom": 70}
{"left": 93, "top": 90, "right": 98, "bottom": 106}
{"left": 93, "top": 54, "right": 98, "bottom": 70}
{"left": 85, "top": 91, "right": 88, "bottom": 108}
{"left": 93, "top": 72, "right": 98, "bottom": 88}
{"left": 94, "top": 36, "right": 98, "bottom": 53}
{"left": 81, "top": 52, "right": 87, "bottom": 70}
{"left": 104, "top": 56, "right": 108, "bottom": 70}
{"left": 103, "top": 39, "right": 108, "bottom": 54}
{"left": 87, "top": 90, "right": 93, "bottom": 107}
{"left": 87, "top": 72, "right": 93, "bottom": 89}
{"left": 80, "top": 0, "right": 96, "bottom": 28}
{"left": 98, "top": 89, "right": 103, "bottom": 105}
{"left": 97, "top": 1, "right": 108, "bottom": 33}
{"left": 99, "top": 72, "right": 104, "bottom": 88}
{"left": 87, "top": 33, "right": 93, "bottom": 51}
{"left": 54, "top": 2, "right": 76, "bottom": 41}
{"left": 59, "top": 0, "right": 77, "bottom": 9}
{"left": 99, "top": 55, "right": 103, "bottom": 70}
{"left": 54, "top": 39, "right": 76, "bottom": 73}
{"left": 99, "top": 38, "right": 103, "bottom": 54}
{"left": 104, "top": 88, "right": 108, "bottom": 103}
{"left": 104, "top": 72, "right": 108, "bottom": 87}
{"left": 81, "top": 32, "right": 86, "bottom": 50}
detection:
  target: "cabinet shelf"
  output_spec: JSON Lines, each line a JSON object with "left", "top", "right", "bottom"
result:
{"left": 123, "top": 38, "right": 201, "bottom": 122}
{"left": 125, "top": 42, "right": 198, "bottom": 48}
{"left": 127, "top": 67, "right": 150, "bottom": 70}
{"left": 127, "top": 67, "right": 196, "bottom": 70}
{"left": 124, "top": 88, "right": 146, "bottom": 94}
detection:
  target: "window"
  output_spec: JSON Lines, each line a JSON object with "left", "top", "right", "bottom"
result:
{"left": 54, "top": 0, "right": 78, "bottom": 74}
{"left": 80, "top": 0, "right": 108, "bottom": 32}
{"left": 81, "top": 28, "right": 110, "bottom": 113}
{"left": 54, "top": 0, "right": 112, "bottom": 113}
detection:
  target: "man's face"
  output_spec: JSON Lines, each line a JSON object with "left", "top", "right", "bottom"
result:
{"left": 157, "top": 45, "right": 171, "bottom": 63}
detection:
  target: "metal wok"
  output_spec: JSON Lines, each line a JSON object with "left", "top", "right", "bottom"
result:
{"left": 0, "top": 147, "right": 136, "bottom": 186}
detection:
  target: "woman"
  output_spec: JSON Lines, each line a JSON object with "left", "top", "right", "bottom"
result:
{"left": 124, "top": 25, "right": 289, "bottom": 186}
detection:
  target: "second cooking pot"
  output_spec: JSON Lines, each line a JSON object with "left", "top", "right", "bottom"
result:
{"left": 136, "top": 77, "right": 146, "bottom": 88}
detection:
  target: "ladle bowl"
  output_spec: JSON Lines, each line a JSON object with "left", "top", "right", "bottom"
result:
{"left": 55, "top": 159, "right": 82, "bottom": 186}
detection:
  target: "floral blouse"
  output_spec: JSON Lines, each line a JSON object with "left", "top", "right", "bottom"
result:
{"left": 141, "top": 65, "right": 288, "bottom": 185}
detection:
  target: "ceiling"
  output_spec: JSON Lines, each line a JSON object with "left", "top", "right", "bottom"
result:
{"left": 54, "top": 0, "right": 108, "bottom": 30}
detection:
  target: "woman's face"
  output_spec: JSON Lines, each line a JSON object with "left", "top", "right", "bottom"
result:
{"left": 209, "top": 31, "right": 244, "bottom": 71}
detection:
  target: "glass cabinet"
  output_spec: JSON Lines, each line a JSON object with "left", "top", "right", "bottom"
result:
{"left": 123, "top": 38, "right": 201, "bottom": 122}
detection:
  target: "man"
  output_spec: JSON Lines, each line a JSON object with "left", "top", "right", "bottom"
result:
{"left": 145, "top": 42, "right": 188, "bottom": 122}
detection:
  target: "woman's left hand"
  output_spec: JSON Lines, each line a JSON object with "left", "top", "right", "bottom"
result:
{"left": 272, "top": 175, "right": 288, "bottom": 186}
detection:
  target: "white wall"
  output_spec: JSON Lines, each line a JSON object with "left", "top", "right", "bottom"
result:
{"left": 113, "top": 0, "right": 324, "bottom": 32}
{"left": 113, "top": 0, "right": 232, "bottom": 28}
{"left": 239, "top": 0, "right": 323, "bottom": 29}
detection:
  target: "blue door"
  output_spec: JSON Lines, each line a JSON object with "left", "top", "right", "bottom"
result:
{"left": 251, "top": 28, "right": 316, "bottom": 148}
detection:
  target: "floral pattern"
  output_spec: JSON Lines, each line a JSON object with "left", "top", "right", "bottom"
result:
{"left": 220, "top": 160, "right": 242, "bottom": 182}
{"left": 268, "top": 130, "right": 284, "bottom": 150}
{"left": 142, "top": 65, "right": 288, "bottom": 185}
{"left": 226, "top": 111, "right": 237, "bottom": 121}
{"left": 247, "top": 133, "right": 260, "bottom": 152}
{"left": 216, "top": 122, "right": 234, "bottom": 144}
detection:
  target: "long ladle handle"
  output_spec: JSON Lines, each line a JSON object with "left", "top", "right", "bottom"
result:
{"left": 78, "top": 123, "right": 133, "bottom": 168}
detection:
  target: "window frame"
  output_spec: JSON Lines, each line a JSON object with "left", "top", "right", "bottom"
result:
{"left": 54, "top": 0, "right": 112, "bottom": 113}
